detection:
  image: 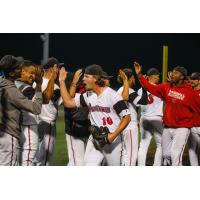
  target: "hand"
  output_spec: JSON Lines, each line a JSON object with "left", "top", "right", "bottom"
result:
{"left": 52, "top": 64, "right": 59, "bottom": 80}
{"left": 72, "top": 69, "right": 82, "bottom": 85}
{"left": 59, "top": 67, "right": 68, "bottom": 82}
{"left": 134, "top": 61, "right": 142, "bottom": 75}
{"left": 167, "top": 71, "right": 173, "bottom": 82}
{"left": 35, "top": 66, "right": 43, "bottom": 85}
{"left": 119, "top": 69, "right": 128, "bottom": 82}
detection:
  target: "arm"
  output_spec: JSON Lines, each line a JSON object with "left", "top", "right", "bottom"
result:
{"left": 107, "top": 114, "right": 131, "bottom": 143}
{"left": 128, "top": 88, "right": 148, "bottom": 105}
{"left": 134, "top": 62, "right": 166, "bottom": 99}
{"left": 69, "top": 69, "right": 82, "bottom": 97}
{"left": 119, "top": 69, "right": 129, "bottom": 100}
{"left": 59, "top": 67, "right": 77, "bottom": 108}
{"left": 9, "top": 70, "right": 43, "bottom": 114}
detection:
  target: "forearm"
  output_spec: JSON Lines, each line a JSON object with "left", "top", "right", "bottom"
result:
{"left": 59, "top": 80, "right": 76, "bottom": 108}
{"left": 69, "top": 82, "right": 76, "bottom": 97}
{"left": 42, "top": 78, "right": 54, "bottom": 104}
{"left": 110, "top": 114, "right": 131, "bottom": 140}
{"left": 121, "top": 80, "right": 129, "bottom": 101}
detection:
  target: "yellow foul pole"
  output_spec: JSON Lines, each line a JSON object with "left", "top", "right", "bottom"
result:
{"left": 162, "top": 45, "right": 168, "bottom": 83}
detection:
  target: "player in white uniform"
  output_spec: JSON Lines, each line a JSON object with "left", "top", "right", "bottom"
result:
{"left": 117, "top": 68, "right": 148, "bottom": 166}
{"left": 59, "top": 64, "right": 131, "bottom": 166}
{"left": 188, "top": 72, "right": 200, "bottom": 165}
{"left": 137, "top": 68, "right": 164, "bottom": 166}
{"left": 34, "top": 57, "right": 63, "bottom": 166}
{"left": 15, "top": 61, "right": 40, "bottom": 166}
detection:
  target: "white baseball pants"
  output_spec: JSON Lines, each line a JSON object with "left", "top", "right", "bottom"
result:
{"left": 0, "top": 132, "right": 18, "bottom": 166}
{"left": 162, "top": 128, "right": 190, "bottom": 166}
{"left": 138, "top": 117, "right": 163, "bottom": 166}
{"left": 66, "top": 134, "right": 88, "bottom": 166}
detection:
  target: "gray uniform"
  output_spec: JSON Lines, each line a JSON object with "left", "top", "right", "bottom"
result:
{"left": 0, "top": 78, "right": 42, "bottom": 165}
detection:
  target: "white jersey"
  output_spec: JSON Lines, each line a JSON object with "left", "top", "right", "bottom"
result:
{"left": 33, "top": 78, "right": 62, "bottom": 123}
{"left": 15, "top": 81, "right": 39, "bottom": 125}
{"left": 138, "top": 87, "right": 163, "bottom": 118}
{"left": 117, "top": 87, "right": 138, "bottom": 129}
{"left": 75, "top": 87, "right": 130, "bottom": 132}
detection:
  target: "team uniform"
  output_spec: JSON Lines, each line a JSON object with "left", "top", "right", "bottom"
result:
{"left": 117, "top": 86, "right": 147, "bottom": 166}
{"left": 138, "top": 75, "right": 199, "bottom": 166}
{"left": 74, "top": 87, "right": 130, "bottom": 166}
{"left": 34, "top": 77, "right": 62, "bottom": 166}
{"left": 137, "top": 88, "right": 163, "bottom": 166}
{"left": 0, "top": 78, "right": 42, "bottom": 166}
{"left": 65, "top": 85, "right": 91, "bottom": 166}
{"left": 15, "top": 80, "right": 39, "bottom": 166}
{"left": 188, "top": 89, "right": 200, "bottom": 165}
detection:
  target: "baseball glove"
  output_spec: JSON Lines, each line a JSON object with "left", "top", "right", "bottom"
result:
{"left": 88, "top": 125, "right": 110, "bottom": 147}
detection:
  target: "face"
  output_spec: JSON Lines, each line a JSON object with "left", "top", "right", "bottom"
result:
{"left": 148, "top": 74, "right": 160, "bottom": 84}
{"left": 171, "top": 70, "right": 184, "bottom": 83}
{"left": 19, "top": 65, "right": 36, "bottom": 85}
{"left": 190, "top": 79, "right": 200, "bottom": 88}
{"left": 83, "top": 74, "right": 97, "bottom": 90}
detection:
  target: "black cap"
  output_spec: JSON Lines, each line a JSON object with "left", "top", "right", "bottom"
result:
{"left": 43, "top": 57, "right": 64, "bottom": 69}
{"left": 147, "top": 68, "right": 160, "bottom": 76}
{"left": 85, "top": 64, "right": 112, "bottom": 79}
{"left": 173, "top": 66, "right": 187, "bottom": 77}
{"left": 0, "top": 55, "right": 24, "bottom": 72}
{"left": 190, "top": 72, "right": 200, "bottom": 80}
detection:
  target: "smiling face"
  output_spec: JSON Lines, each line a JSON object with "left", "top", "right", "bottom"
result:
{"left": 171, "top": 70, "right": 184, "bottom": 83}
{"left": 19, "top": 65, "right": 36, "bottom": 85}
{"left": 190, "top": 79, "right": 200, "bottom": 88}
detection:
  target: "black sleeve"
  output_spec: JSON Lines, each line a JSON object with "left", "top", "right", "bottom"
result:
{"left": 128, "top": 88, "right": 148, "bottom": 105}
{"left": 51, "top": 89, "right": 61, "bottom": 102}
{"left": 22, "top": 87, "right": 35, "bottom": 100}
{"left": 80, "top": 94, "right": 87, "bottom": 107}
{"left": 113, "top": 100, "right": 128, "bottom": 115}
{"left": 137, "top": 88, "right": 148, "bottom": 105}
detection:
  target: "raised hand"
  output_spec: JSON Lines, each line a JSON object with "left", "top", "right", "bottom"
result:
{"left": 35, "top": 66, "right": 43, "bottom": 85}
{"left": 119, "top": 69, "right": 128, "bottom": 82}
{"left": 134, "top": 61, "right": 142, "bottom": 75}
{"left": 59, "top": 67, "right": 68, "bottom": 82}
{"left": 167, "top": 71, "right": 173, "bottom": 82}
{"left": 72, "top": 69, "right": 82, "bottom": 85}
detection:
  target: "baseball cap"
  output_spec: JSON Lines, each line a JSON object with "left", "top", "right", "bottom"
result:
{"left": 0, "top": 55, "right": 24, "bottom": 72}
{"left": 147, "top": 68, "right": 160, "bottom": 76}
{"left": 173, "top": 66, "right": 188, "bottom": 77}
{"left": 43, "top": 57, "right": 64, "bottom": 69}
{"left": 85, "top": 64, "right": 112, "bottom": 79}
{"left": 190, "top": 72, "right": 200, "bottom": 80}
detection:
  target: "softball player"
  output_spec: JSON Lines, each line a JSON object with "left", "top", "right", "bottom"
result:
{"left": 65, "top": 69, "right": 90, "bottom": 166}
{"left": 0, "top": 55, "right": 42, "bottom": 166}
{"left": 117, "top": 68, "right": 148, "bottom": 166}
{"left": 188, "top": 72, "right": 200, "bottom": 165}
{"left": 137, "top": 68, "right": 164, "bottom": 166}
{"left": 59, "top": 64, "right": 131, "bottom": 166}
{"left": 134, "top": 62, "right": 200, "bottom": 166}
{"left": 34, "top": 57, "right": 63, "bottom": 166}
{"left": 15, "top": 61, "right": 41, "bottom": 166}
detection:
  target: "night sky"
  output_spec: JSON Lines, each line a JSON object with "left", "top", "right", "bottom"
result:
{"left": 1, "top": 33, "right": 200, "bottom": 87}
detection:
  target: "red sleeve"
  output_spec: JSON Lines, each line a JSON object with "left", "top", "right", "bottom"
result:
{"left": 138, "top": 75, "right": 166, "bottom": 100}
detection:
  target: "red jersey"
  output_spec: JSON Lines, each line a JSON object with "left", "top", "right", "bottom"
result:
{"left": 138, "top": 75, "right": 199, "bottom": 128}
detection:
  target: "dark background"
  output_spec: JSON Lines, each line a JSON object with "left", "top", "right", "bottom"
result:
{"left": 1, "top": 33, "right": 200, "bottom": 87}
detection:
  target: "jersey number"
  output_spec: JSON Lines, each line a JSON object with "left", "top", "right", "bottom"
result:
{"left": 147, "top": 94, "right": 154, "bottom": 104}
{"left": 102, "top": 117, "right": 113, "bottom": 125}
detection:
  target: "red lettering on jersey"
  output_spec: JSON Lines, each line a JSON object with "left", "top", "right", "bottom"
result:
{"left": 102, "top": 117, "right": 113, "bottom": 125}
{"left": 148, "top": 94, "right": 154, "bottom": 104}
